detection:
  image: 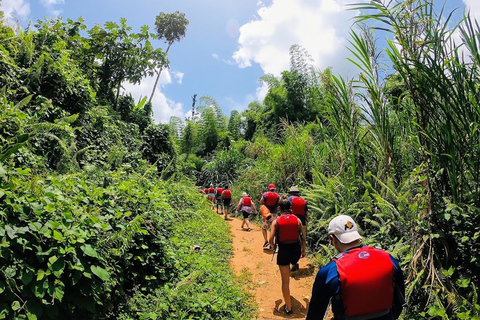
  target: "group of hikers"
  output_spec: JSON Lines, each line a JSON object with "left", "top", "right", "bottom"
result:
{"left": 203, "top": 183, "right": 406, "bottom": 319}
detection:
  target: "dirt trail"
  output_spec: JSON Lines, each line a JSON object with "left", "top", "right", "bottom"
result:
{"left": 220, "top": 210, "right": 318, "bottom": 319}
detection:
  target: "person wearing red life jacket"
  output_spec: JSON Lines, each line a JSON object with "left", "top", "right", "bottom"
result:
{"left": 208, "top": 184, "right": 215, "bottom": 209}
{"left": 204, "top": 187, "right": 209, "bottom": 197}
{"left": 236, "top": 192, "right": 257, "bottom": 231}
{"left": 215, "top": 186, "right": 224, "bottom": 214}
{"left": 260, "top": 183, "right": 280, "bottom": 249}
{"left": 287, "top": 185, "right": 308, "bottom": 272}
{"left": 269, "top": 195, "right": 306, "bottom": 316}
{"left": 221, "top": 186, "right": 232, "bottom": 220}
{"left": 306, "top": 215, "right": 405, "bottom": 320}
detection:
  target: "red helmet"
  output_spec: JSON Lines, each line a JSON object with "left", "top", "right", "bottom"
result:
{"left": 268, "top": 183, "right": 275, "bottom": 190}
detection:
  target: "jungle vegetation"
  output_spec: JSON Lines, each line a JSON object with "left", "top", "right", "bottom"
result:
{"left": 0, "top": 0, "right": 479, "bottom": 319}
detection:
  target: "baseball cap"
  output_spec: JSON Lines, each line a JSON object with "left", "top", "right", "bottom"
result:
{"left": 268, "top": 183, "right": 275, "bottom": 190}
{"left": 328, "top": 215, "right": 362, "bottom": 244}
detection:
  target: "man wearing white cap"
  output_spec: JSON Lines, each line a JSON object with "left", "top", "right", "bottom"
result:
{"left": 306, "top": 215, "right": 405, "bottom": 320}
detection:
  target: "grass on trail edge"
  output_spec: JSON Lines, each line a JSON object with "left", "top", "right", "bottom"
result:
{"left": 120, "top": 186, "right": 257, "bottom": 320}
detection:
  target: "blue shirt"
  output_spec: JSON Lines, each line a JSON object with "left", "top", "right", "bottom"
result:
{"left": 306, "top": 245, "right": 405, "bottom": 320}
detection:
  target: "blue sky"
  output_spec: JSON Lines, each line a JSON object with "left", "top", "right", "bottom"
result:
{"left": 2, "top": 0, "right": 477, "bottom": 123}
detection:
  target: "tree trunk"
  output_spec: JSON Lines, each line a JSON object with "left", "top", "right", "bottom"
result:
{"left": 148, "top": 43, "right": 172, "bottom": 104}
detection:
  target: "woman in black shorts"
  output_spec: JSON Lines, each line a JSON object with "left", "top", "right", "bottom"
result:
{"left": 269, "top": 195, "right": 306, "bottom": 315}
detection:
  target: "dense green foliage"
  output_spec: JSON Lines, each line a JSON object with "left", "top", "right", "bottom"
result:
{"left": 1, "top": 0, "right": 480, "bottom": 319}
{"left": 0, "top": 12, "right": 253, "bottom": 320}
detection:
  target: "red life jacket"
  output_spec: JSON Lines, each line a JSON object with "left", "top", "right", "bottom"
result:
{"left": 264, "top": 191, "right": 279, "bottom": 206}
{"left": 277, "top": 214, "right": 299, "bottom": 243}
{"left": 291, "top": 196, "right": 306, "bottom": 216}
{"left": 223, "top": 189, "right": 232, "bottom": 199}
{"left": 204, "top": 188, "right": 208, "bottom": 194}
{"left": 216, "top": 188, "right": 223, "bottom": 196}
{"left": 334, "top": 246, "right": 394, "bottom": 318}
{"left": 209, "top": 187, "right": 215, "bottom": 193}
{"left": 243, "top": 196, "right": 252, "bottom": 206}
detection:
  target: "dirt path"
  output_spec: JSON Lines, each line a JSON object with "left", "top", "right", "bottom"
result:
{"left": 221, "top": 210, "right": 317, "bottom": 319}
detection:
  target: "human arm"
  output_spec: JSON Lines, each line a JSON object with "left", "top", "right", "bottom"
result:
{"left": 390, "top": 255, "right": 406, "bottom": 319}
{"left": 260, "top": 194, "right": 265, "bottom": 205}
{"left": 305, "top": 262, "right": 337, "bottom": 320}
{"left": 236, "top": 198, "right": 243, "bottom": 211}
{"left": 251, "top": 201, "right": 257, "bottom": 214}
{"left": 298, "top": 218, "right": 306, "bottom": 258}
{"left": 269, "top": 220, "right": 277, "bottom": 248}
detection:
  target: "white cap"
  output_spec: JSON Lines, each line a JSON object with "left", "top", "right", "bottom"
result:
{"left": 328, "top": 215, "right": 362, "bottom": 244}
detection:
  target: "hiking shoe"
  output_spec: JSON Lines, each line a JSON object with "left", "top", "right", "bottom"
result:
{"left": 264, "top": 246, "right": 273, "bottom": 251}
{"left": 263, "top": 241, "right": 269, "bottom": 248}
{"left": 291, "top": 263, "right": 299, "bottom": 272}
{"left": 246, "top": 228, "right": 252, "bottom": 232}
{"left": 284, "top": 305, "right": 293, "bottom": 315}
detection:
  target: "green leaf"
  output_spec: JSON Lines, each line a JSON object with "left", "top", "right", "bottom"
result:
{"left": 37, "top": 269, "right": 46, "bottom": 281}
{"left": 81, "top": 244, "right": 99, "bottom": 258}
{"left": 53, "top": 230, "right": 63, "bottom": 242}
{"left": 53, "top": 280, "right": 65, "bottom": 301}
{"left": 21, "top": 268, "right": 34, "bottom": 285}
{"left": 91, "top": 265, "right": 110, "bottom": 281}
{"left": 0, "top": 280, "right": 5, "bottom": 294}
{"left": 0, "top": 165, "right": 6, "bottom": 177}
{"left": 457, "top": 278, "right": 470, "bottom": 288}
{"left": 11, "top": 301, "right": 21, "bottom": 311}
{"left": 49, "top": 257, "right": 65, "bottom": 278}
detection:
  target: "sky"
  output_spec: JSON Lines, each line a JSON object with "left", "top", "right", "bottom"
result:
{"left": 1, "top": 0, "right": 478, "bottom": 124}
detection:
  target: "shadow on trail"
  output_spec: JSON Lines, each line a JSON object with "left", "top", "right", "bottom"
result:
{"left": 291, "top": 263, "right": 315, "bottom": 279}
{"left": 273, "top": 296, "right": 309, "bottom": 318}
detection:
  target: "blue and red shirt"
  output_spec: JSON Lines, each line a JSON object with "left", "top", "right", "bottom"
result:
{"left": 306, "top": 245, "right": 405, "bottom": 320}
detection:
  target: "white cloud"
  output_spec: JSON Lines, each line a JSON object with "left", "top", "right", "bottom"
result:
{"left": 172, "top": 71, "right": 184, "bottom": 84}
{"left": 1, "top": 0, "right": 30, "bottom": 22}
{"left": 233, "top": 0, "right": 360, "bottom": 79}
{"left": 463, "top": 0, "right": 480, "bottom": 21}
{"left": 256, "top": 82, "right": 269, "bottom": 102}
{"left": 122, "top": 70, "right": 184, "bottom": 124}
{"left": 212, "top": 53, "right": 219, "bottom": 60}
{"left": 40, "top": 0, "right": 64, "bottom": 16}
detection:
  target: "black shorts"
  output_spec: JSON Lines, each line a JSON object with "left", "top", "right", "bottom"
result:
{"left": 242, "top": 210, "right": 251, "bottom": 219}
{"left": 223, "top": 198, "right": 231, "bottom": 206}
{"left": 276, "top": 242, "right": 301, "bottom": 266}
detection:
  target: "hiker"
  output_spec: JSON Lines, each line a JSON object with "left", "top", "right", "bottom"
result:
{"left": 215, "top": 185, "right": 223, "bottom": 214}
{"left": 260, "top": 204, "right": 275, "bottom": 250}
{"left": 203, "top": 187, "right": 209, "bottom": 197}
{"left": 260, "top": 183, "right": 279, "bottom": 248}
{"left": 208, "top": 184, "right": 215, "bottom": 209}
{"left": 221, "top": 186, "right": 232, "bottom": 220}
{"left": 236, "top": 192, "right": 257, "bottom": 231}
{"left": 269, "top": 195, "right": 306, "bottom": 315}
{"left": 288, "top": 185, "right": 308, "bottom": 271}
{"left": 306, "top": 215, "right": 406, "bottom": 320}
{"left": 260, "top": 183, "right": 280, "bottom": 214}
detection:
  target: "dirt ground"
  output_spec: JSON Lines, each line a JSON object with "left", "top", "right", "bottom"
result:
{"left": 218, "top": 209, "right": 332, "bottom": 319}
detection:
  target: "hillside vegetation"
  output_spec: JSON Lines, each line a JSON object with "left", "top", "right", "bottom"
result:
{"left": 1, "top": 1, "right": 479, "bottom": 319}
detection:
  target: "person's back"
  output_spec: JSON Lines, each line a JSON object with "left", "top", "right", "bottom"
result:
{"left": 261, "top": 183, "right": 279, "bottom": 214}
{"left": 306, "top": 215, "right": 405, "bottom": 320}
{"left": 221, "top": 187, "right": 232, "bottom": 220}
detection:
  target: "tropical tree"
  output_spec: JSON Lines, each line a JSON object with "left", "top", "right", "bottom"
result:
{"left": 148, "top": 11, "right": 189, "bottom": 104}
{"left": 88, "top": 18, "right": 164, "bottom": 108}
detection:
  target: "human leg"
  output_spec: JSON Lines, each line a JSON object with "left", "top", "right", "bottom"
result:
{"left": 278, "top": 265, "right": 292, "bottom": 311}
